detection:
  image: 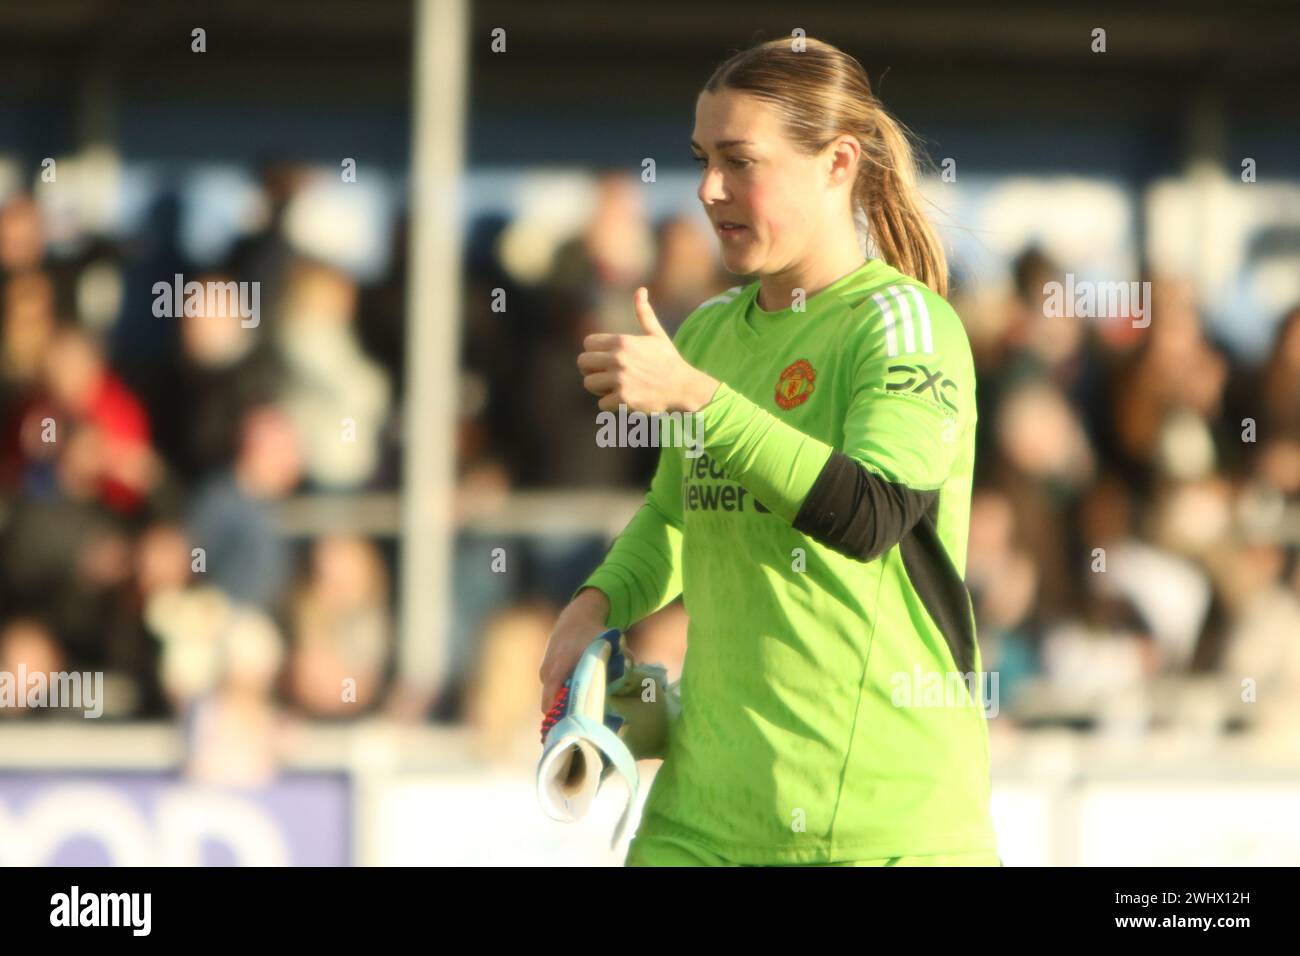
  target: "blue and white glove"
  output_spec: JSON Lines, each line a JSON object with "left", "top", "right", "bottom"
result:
{"left": 536, "top": 629, "right": 679, "bottom": 847}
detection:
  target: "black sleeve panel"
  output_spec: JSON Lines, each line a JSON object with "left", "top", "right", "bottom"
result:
{"left": 791, "top": 450, "right": 938, "bottom": 562}
{"left": 898, "top": 511, "right": 979, "bottom": 676}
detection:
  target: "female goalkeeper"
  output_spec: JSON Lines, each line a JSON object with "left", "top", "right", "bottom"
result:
{"left": 539, "top": 36, "right": 1000, "bottom": 867}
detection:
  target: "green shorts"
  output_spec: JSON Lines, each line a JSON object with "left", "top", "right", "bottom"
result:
{"left": 625, "top": 834, "right": 1003, "bottom": 867}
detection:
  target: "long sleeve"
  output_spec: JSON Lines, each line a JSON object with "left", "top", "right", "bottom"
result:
{"left": 690, "top": 382, "right": 832, "bottom": 524}
{"left": 575, "top": 435, "right": 685, "bottom": 630}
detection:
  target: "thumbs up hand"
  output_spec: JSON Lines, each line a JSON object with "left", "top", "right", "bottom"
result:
{"left": 631, "top": 284, "right": 671, "bottom": 340}
{"left": 577, "top": 287, "right": 721, "bottom": 414}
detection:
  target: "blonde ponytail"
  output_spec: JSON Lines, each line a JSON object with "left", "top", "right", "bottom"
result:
{"left": 857, "top": 111, "right": 948, "bottom": 297}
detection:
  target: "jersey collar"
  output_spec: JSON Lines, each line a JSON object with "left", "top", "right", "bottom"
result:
{"left": 734, "top": 259, "right": 888, "bottom": 355}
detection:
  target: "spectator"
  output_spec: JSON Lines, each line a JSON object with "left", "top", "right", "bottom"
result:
{"left": 187, "top": 405, "right": 300, "bottom": 612}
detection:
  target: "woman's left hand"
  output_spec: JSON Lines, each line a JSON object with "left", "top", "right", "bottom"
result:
{"left": 577, "top": 287, "right": 720, "bottom": 414}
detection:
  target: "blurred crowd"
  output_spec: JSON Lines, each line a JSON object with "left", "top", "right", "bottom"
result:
{"left": 960, "top": 250, "right": 1300, "bottom": 747}
{"left": 2, "top": 163, "right": 1299, "bottom": 773}
{"left": 0, "top": 167, "right": 404, "bottom": 783}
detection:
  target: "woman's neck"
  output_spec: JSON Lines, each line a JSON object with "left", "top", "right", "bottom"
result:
{"left": 756, "top": 244, "right": 868, "bottom": 313}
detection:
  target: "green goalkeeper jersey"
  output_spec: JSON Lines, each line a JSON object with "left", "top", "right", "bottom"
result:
{"left": 580, "top": 258, "right": 997, "bottom": 864}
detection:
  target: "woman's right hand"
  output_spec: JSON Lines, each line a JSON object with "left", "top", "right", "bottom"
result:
{"left": 539, "top": 587, "right": 613, "bottom": 715}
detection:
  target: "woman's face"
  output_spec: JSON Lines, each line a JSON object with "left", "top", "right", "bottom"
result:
{"left": 691, "top": 89, "right": 835, "bottom": 277}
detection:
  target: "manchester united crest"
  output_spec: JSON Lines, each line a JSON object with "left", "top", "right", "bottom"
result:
{"left": 775, "top": 359, "right": 816, "bottom": 409}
